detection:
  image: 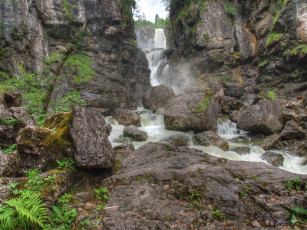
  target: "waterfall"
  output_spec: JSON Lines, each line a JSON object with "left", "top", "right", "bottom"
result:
{"left": 154, "top": 28, "right": 166, "bottom": 49}
{"left": 217, "top": 119, "right": 247, "bottom": 140}
{"left": 136, "top": 28, "right": 170, "bottom": 88}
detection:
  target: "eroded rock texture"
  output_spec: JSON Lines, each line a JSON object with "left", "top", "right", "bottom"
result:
{"left": 0, "top": 0, "right": 151, "bottom": 109}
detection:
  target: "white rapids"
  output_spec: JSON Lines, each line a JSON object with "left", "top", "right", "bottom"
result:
{"left": 106, "top": 108, "right": 307, "bottom": 175}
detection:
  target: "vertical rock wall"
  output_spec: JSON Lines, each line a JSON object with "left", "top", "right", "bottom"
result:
{"left": 166, "top": 0, "right": 307, "bottom": 97}
{"left": 0, "top": 0, "right": 151, "bottom": 110}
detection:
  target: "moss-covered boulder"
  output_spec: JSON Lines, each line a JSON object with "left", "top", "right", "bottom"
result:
{"left": 17, "top": 112, "right": 73, "bottom": 174}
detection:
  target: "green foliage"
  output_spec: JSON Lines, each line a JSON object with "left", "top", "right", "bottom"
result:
{"left": 3, "top": 144, "right": 17, "bottom": 154}
{"left": 24, "top": 169, "right": 56, "bottom": 194}
{"left": 265, "top": 33, "right": 284, "bottom": 47}
{"left": 267, "top": 91, "right": 276, "bottom": 100}
{"left": 224, "top": 0, "right": 237, "bottom": 18}
{"left": 189, "top": 190, "right": 202, "bottom": 203}
{"left": 194, "top": 91, "right": 212, "bottom": 112}
{"left": 0, "top": 190, "right": 49, "bottom": 229}
{"left": 285, "top": 179, "right": 306, "bottom": 191}
{"left": 240, "top": 184, "right": 252, "bottom": 199}
{"left": 57, "top": 158, "right": 76, "bottom": 171}
{"left": 258, "top": 59, "right": 269, "bottom": 67}
{"left": 62, "top": 0, "right": 79, "bottom": 21}
{"left": 290, "top": 206, "right": 307, "bottom": 226}
{"left": 211, "top": 209, "right": 226, "bottom": 220}
{"left": 50, "top": 90, "right": 86, "bottom": 114}
{"left": 288, "top": 44, "right": 307, "bottom": 56}
{"left": 203, "top": 33, "right": 210, "bottom": 42}
{"left": 51, "top": 193, "right": 78, "bottom": 229}
{"left": 130, "top": 39, "right": 137, "bottom": 47}
{"left": 65, "top": 53, "right": 96, "bottom": 85}
{"left": 94, "top": 187, "right": 110, "bottom": 203}
{"left": 0, "top": 117, "right": 19, "bottom": 126}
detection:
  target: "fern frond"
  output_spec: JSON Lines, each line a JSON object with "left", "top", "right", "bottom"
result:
{"left": 4, "top": 191, "right": 49, "bottom": 228}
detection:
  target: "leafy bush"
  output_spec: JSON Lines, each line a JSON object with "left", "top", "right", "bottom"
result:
{"left": 0, "top": 191, "right": 49, "bottom": 229}
{"left": 258, "top": 59, "right": 269, "bottom": 67}
{"left": 0, "top": 117, "right": 19, "bottom": 125}
{"left": 285, "top": 179, "right": 306, "bottom": 191}
{"left": 224, "top": 0, "right": 237, "bottom": 18}
{"left": 57, "top": 158, "right": 76, "bottom": 171}
{"left": 94, "top": 187, "right": 110, "bottom": 203}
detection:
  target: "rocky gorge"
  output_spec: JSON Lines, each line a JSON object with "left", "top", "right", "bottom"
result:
{"left": 0, "top": 0, "right": 306, "bottom": 229}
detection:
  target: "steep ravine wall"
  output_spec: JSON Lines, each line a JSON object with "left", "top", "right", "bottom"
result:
{"left": 0, "top": 0, "right": 151, "bottom": 110}
{"left": 166, "top": 0, "right": 307, "bottom": 98}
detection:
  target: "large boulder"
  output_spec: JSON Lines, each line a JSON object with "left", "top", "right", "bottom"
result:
{"left": 8, "top": 107, "right": 35, "bottom": 127}
{"left": 194, "top": 131, "right": 229, "bottom": 151}
{"left": 237, "top": 99, "right": 285, "bottom": 135}
{"left": 70, "top": 107, "right": 114, "bottom": 169}
{"left": 0, "top": 150, "right": 20, "bottom": 177}
{"left": 261, "top": 151, "right": 285, "bottom": 167}
{"left": 123, "top": 125, "right": 148, "bottom": 141}
{"left": 281, "top": 120, "right": 305, "bottom": 140}
{"left": 17, "top": 113, "right": 73, "bottom": 173}
{"left": 143, "top": 85, "right": 175, "bottom": 111}
{"left": 164, "top": 93, "right": 220, "bottom": 132}
{"left": 231, "top": 146, "right": 250, "bottom": 155}
{"left": 102, "top": 142, "right": 307, "bottom": 229}
{"left": 112, "top": 108, "right": 141, "bottom": 127}
{"left": 221, "top": 96, "right": 243, "bottom": 114}
{"left": 3, "top": 91, "right": 22, "bottom": 108}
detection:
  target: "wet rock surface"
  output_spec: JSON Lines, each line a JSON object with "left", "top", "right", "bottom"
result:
{"left": 194, "top": 131, "right": 229, "bottom": 151}
{"left": 231, "top": 146, "right": 250, "bottom": 155}
{"left": 143, "top": 84, "right": 175, "bottom": 111}
{"left": 261, "top": 151, "right": 285, "bottom": 167}
{"left": 168, "top": 136, "right": 189, "bottom": 146}
{"left": 113, "top": 108, "right": 141, "bottom": 127}
{"left": 164, "top": 93, "right": 220, "bottom": 132}
{"left": 70, "top": 107, "right": 114, "bottom": 169}
{"left": 102, "top": 142, "right": 306, "bottom": 229}
{"left": 123, "top": 125, "right": 148, "bottom": 142}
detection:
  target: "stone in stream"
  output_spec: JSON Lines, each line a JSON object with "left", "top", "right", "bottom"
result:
{"left": 194, "top": 131, "right": 229, "bottom": 150}
{"left": 123, "top": 125, "right": 148, "bottom": 141}
{"left": 168, "top": 136, "right": 189, "bottom": 146}
{"left": 261, "top": 151, "right": 285, "bottom": 167}
{"left": 164, "top": 92, "right": 220, "bottom": 132}
{"left": 260, "top": 134, "right": 282, "bottom": 150}
{"left": 231, "top": 146, "right": 250, "bottom": 155}
{"left": 112, "top": 108, "right": 141, "bottom": 127}
{"left": 143, "top": 84, "right": 175, "bottom": 111}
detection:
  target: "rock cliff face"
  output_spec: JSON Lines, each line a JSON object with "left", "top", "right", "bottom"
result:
{"left": 166, "top": 0, "right": 307, "bottom": 97}
{"left": 0, "top": 0, "right": 151, "bottom": 110}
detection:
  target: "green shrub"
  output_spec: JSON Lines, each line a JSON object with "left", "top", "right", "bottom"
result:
{"left": 224, "top": 0, "right": 237, "bottom": 18}
{"left": 203, "top": 33, "right": 210, "bottom": 42}
{"left": 94, "top": 187, "right": 110, "bottom": 203}
{"left": 130, "top": 39, "right": 137, "bottom": 47}
{"left": 0, "top": 118, "right": 19, "bottom": 126}
{"left": 57, "top": 158, "right": 76, "bottom": 171}
{"left": 288, "top": 44, "right": 307, "bottom": 56}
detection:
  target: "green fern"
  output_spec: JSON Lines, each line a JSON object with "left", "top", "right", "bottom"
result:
{"left": 0, "top": 191, "right": 49, "bottom": 229}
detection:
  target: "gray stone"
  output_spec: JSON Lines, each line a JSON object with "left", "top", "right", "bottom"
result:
{"left": 0, "top": 150, "right": 20, "bottom": 177}
{"left": 169, "top": 136, "right": 189, "bottom": 146}
{"left": 113, "top": 108, "right": 141, "bottom": 127}
{"left": 261, "top": 151, "right": 285, "bottom": 167}
{"left": 194, "top": 131, "right": 229, "bottom": 151}
{"left": 260, "top": 134, "right": 282, "bottom": 150}
{"left": 123, "top": 125, "right": 148, "bottom": 142}
{"left": 70, "top": 107, "right": 114, "bottom": 169}
{"left": 237, "top": 99, "right": 285, "bottom": 135}
{"left": 164, "top": 93, "right": 220, "bottom": 132}
{"left": 143, "top": 85, "right": 175, "bottom": 111}
{"left": 281, "top": 120, "right": 305, "bottom": 140}
{"left": 231, "top": 146, "right": 250, "bottom": 155}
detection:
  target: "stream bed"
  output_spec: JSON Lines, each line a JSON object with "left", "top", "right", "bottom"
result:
{"left": 106, "top": 108, "right": 307, "bottom": 175}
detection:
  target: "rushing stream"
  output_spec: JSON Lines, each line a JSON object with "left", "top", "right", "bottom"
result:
{"left": 105, "top": 28, "right": 307, "bottom": 175}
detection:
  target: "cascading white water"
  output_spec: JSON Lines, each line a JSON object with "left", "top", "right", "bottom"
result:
{"left": 107, "top": 110, "right": 307, "bottom": 175}
{"left": 217, "top": 119, "right": 247, "bottom": 140}
{"left": 154, "top": 28, "right": 167, "bottom": 49}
